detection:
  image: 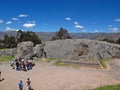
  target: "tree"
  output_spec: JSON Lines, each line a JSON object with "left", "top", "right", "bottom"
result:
{"left": 8, "top": 36, "right": 16, "bottom": 48}
{"left": 16, "top": 30, "right": 41, "bottom": 46}
{"left": 51, "top": 27, "right": 72, "bottom": 40}
{"left": 16, "top": 30, "right": 24, "bottom": 43}
{"left": 116, "top": 38, "right": 120, "bottom": 44}
{"left": 0, "top": 30, "right": 41, "bottom": 49}
{"left": 101, "top": 38, "right": 115, "bottom": 43}
{"left": 4, "top": 34, "right": 9, "bottom": 44}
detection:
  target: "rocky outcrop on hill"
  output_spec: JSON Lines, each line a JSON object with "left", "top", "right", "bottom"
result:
{"left": 2, "top": 39, "right": 120, "bottom": 68}
{"left": 0, "top": 48, "right": 16, "bottom": 56}
{"left": 44, "top": 39, "right": 120, "bottom": 66}
{"left": 15, "top": 41, "right": 34, "bottom": 59}
{"left": 33, "top": 44, "right": 44, "bottom": 58}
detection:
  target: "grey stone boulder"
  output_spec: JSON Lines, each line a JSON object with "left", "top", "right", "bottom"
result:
{"left": 33, "top": 44, "right": 44, "bottom": 58}
{"left": 44, "top": 39, "right": 120, "bottom": 61}
{"left": 15, "top": 41, "right": 34, "bottom": 59}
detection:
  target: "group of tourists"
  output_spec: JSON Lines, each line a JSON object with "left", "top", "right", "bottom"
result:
{"left": 19, "top": 78, "right": 33, "bottom": 90}
{"left": 11, "top": 57, "right": 35, "bottom": 71}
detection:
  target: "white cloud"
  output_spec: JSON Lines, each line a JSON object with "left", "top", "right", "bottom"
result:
{"left": 6, "top": 21, "right": 12, "bottom": 24}
{"left": 6, "top": 26, "right": 18, "bottom": 31}
{"left": 11, "top": 18, "right": 19, "bottom": 20}
{"left": 94, "top": 30, "right": 99, "bottom": 33}
{"left": 23, "top": 23, "right": 36, "bottom": 28}
{"left": 65, "top": 17, "right": 71, "bottom": 21}
{"left": 74, "top": 21, "right": 79, "bottom": 25}
{"left": 0, "top": 20, "right": 3, "bottom": 23}
{"left": 82, "top": 30, "right": 87, "bottom": 33}
{"left": 75, "top": 24, "right": 84, "bottom": 29}
{"left": 108, "top": 25, "right": 119, "bottom": 32}
{"left": 109, "top": 27, "right": 119, "bottom": 32}
{"left": 114, "top": 19, "right": 120, "bottom": 22}
{"left": 18, "top": 14, "right": 28, "bottom": 17}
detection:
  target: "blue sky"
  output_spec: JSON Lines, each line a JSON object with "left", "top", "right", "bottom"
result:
{"left": 0, "top": 0, "right": 120, "bottom": 33}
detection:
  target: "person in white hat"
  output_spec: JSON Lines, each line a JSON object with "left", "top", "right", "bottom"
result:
{"left": 18, "top": 79, "right": 23, "bottom": 90}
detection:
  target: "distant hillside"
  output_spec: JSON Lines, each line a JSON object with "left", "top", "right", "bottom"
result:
{"left": 36, "top": 32, "right": 55, "bottom": 43}
{"left": 70, "top": 33, "right": 120, "bottom": 41}
{"left": 0, "top": 31, "right": 120, "bottom": 42}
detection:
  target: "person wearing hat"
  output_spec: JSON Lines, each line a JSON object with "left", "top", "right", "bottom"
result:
{"left": 18, "top": 79, "right": 23, "bottom": 90}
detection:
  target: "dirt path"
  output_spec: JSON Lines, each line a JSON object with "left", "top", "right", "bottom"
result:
{"left": 0, "top": 60, "right": 120, "bottom": 90}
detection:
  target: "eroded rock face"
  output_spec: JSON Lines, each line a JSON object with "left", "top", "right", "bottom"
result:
{"left": 33, "top": 44, "right": 44, "bottom": 58}
{"left": 44, "top": 39, "right": 120, "bottom": 61}
{"left": 0, "top": 48, "right": 16, "bottom": 56}
{"left": 15, "top": 41, "right": 34, "bottom": 59}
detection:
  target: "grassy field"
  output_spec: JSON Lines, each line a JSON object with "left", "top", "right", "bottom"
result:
{"left": 93, "top": 84, "right": 120, "bottom": 90}
{"left": 0, "top": 56, "right": 13, "bottom": 63}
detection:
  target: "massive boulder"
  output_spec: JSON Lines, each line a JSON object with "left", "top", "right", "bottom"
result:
{"left": 15, "top": 41, "right": 34, "bottom": 59}
{"left": 33, "top": 44, "right": 44, "bottom": 58}
{"left": 44, "top": 39, "right": 120, "bottom": 61}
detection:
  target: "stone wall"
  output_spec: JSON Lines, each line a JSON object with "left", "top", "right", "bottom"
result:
{"left": 0, "top": 48, "right": 16, "bottom": 56}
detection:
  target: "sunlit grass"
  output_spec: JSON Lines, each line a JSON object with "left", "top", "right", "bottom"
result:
{"left": 0, "top": 56, "right": 13, "bottom": 63}
{"left": 46, "top": 58, "right": 63, "bottom": 62}
{"left": 92, "top": 84, "right": 120, "bottom": 90}
{"left": 99, "top": 59, "right": 107, "bottom": 69}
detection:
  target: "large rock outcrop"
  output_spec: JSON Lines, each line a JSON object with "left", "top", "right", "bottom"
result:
{"left": 33, "top": 44, "right": 44, "bottom": 58}
{"left": 15, "top": 41, "right": 34, "bottom": 59}
{"left": 44, "top": 39, "right": 120, "bottom": 62}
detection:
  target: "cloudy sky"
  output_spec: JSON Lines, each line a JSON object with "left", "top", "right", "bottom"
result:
{"left": 0, "top": 0, "right": 120, "bottom": 33}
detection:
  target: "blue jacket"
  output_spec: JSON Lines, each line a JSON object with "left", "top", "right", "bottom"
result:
{"left": 19, "top": 82, "right": 23, "bottom": 89}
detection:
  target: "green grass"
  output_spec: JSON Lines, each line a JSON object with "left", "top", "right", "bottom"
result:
{"left": 55, "top": 60, "right": 70, "bottom": 66}
{"left": 99, "top": 59, "right": 107, "bottom": 69}
{"left": 46, "top": 58, "right": 70, "bottom": 66}
{"left": 0, "top": 56, "right": 13, "bottom": 63}
{"left": 46, "top": 58, "right": 63, "bottom": 62}
{"left": 92, "top": 84, "right": 120, "bottom": 90}
{"left": 46, "top": 58, "right": 57, "bottom": 62}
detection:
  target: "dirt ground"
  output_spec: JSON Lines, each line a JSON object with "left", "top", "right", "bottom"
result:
{"left": 0, "top": 59, "right": 120, "bottom": 90}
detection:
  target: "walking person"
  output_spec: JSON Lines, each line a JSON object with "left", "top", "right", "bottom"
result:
{"left": 18, "top": 79, "right": 23, "bottom": 90}
{"left": 27, "top": 78, "right": 32, "bottom": 90}
{"left": 16, "top": 61, "right": 19, "bottom": 71}
{"left": 11, "top": 58, "right": 15, "bottom": 69}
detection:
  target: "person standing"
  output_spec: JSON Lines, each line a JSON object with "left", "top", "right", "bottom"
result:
{"left": 27, "top": 78, "right": 32, "bottom": 90}
{"left": 0, "top": 71, "right": 1, "bottom": 81}
{"left": 11, "top": 58, "right": 15, "bottom": 69}
{"left": 18, "top": 80, "right": 23, "bottom": 90}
